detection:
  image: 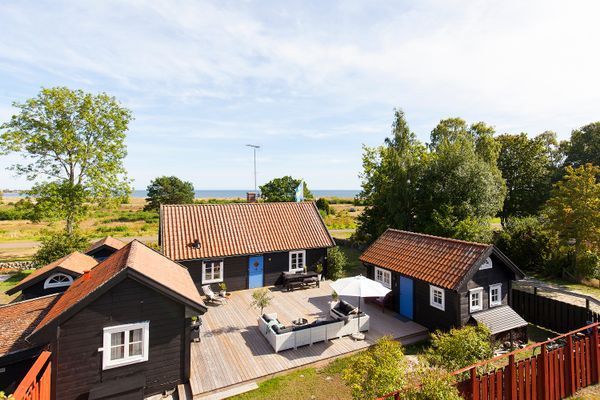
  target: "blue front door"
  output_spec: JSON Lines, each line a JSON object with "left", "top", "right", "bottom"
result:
{"left": 399, "top": 276, "right": 414, "bottom": 319}
{"left": 248, "top": 255, "right": 264, "bottom": 289}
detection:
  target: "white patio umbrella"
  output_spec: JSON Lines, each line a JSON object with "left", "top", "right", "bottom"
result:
{"left": 330, "top": 275, "right": 391, "bottom": 338}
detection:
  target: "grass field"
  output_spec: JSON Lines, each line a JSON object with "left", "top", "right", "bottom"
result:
{"left": 0, "top": 270, "right": 32, "bottom": 304}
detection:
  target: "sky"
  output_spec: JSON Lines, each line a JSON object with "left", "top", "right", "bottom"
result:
{"left": 1, "top": 0, "right": 599, "bottom": 190}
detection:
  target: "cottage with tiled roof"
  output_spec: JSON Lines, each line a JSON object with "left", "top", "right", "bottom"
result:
{"left": 1, "top": 240, "right": 206, "bottom": 399}
{"left": 160, "top": 202, "right": 336, "bottom": 291}
{"left": 5, "top": 252, "right": 98, "bottom": 299}
{"left": 360, "top": 229, "right": 526, "bottom": 339}
{"left": 85, "top": 235, "right": 126, "bottom": 261}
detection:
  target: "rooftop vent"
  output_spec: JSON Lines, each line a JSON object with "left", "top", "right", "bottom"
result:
{"left": 192, "top": 239, "right": 201, "bottom": 249}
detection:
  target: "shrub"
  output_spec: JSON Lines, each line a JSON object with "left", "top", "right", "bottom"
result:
{"left": 0, "top": 391, "right": 15, "bottom": 400}
{"left": 316, "top": 198, "right": 331, "bottom": 214}
{"left": 327, "top": 246, "right": 347, "bottom": 280}
{"left": 34, "top": 231, "right": 89, "bottom": 266}
{"left": 405, "top": 364, "right": 461, "bottom": 400}
{"left": 342, "top": 336, "right": 408, "bottom": 400}
{"left": 425, "top": 324, "right": 493, "bottom": 371}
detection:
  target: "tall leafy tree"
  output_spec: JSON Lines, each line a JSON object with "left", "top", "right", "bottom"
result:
{"left": 0, "top": 87, "right": 132, "bottom": 233}
{"left": 544, "top": 164, "right": 600, "bottom": 279}
{"left": 566, "top": 122, "right": 600, "bottom": 167}
{"left": 145, "top": 176, "right": 195, "bottom": 211}
{"left": 356, "top": 109, "right": 426, "bottom": 242}
{"left": 259, "top": 176, "right": 313, "bottom": 202}
{"left": 496, "top": 133, "right": 553, "bottom": 222}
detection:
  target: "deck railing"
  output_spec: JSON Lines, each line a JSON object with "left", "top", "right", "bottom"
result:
{"left": 12, "top": 351, "right": 52, "bottom": 400}
{"left": 376, "top": 322, "right": 600, "bottom": 400}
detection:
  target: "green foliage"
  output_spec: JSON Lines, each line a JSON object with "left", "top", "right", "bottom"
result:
{"left": 425, "top": 324, "right": 493, "bottom": 371}
{"left": 566, "top": 122, "right": 600, "bottom": 167}
{"left": 0, "top": 391, "right": 15, "bottom": 400}
{"left": 323, "top": 210, "right": 356, "bottom": 230}
{"left": 327, "top": 246, "right": 347, "bottom": 280}
{"left": 405, "top": 365, "right": 461, "bottom": 400}
{"left": 342, "top": 336, "right": 408, "bottom": 400}
{"left": 0, "top": 199, "right": 36, "bottom": 221}
{"left": 316, "top": 197, "right": 331, "bottom": 214}
{"left": 250, "top": 288, "right": 273, "bottom": 315}
{"left": 0, "top": 87, "right": 133, "bottom": 233}
{"left": 496, "top": 133, "right": 554, "bottom": 221}
{"left": 145, "top": 176, "right": 195, "bottom": 211}
{"left": 33, "top": 230, "right": 89, "bottom": 266}
{"left": 259, "top": 176, "right": 313, "bottom": 202}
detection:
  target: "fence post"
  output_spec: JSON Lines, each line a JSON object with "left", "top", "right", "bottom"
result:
{"left": 470, "top": 367, "right": 479, "bottom": 400}
{"left": 566, "top": 334, "right": 576, "bottom": 395}
{"left": 592, "top": 325, "right": 600, "bottom": 384}
{"left": 509, "top": 354, "right": 517, "bottom": 400}
{"left": 539, "top": 344, "right": 547, "bottom": 400}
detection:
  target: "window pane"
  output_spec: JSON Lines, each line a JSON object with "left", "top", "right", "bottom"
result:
{"left": 129, "top": 328, "right": 142, "bottom": 343}
{"left": 112, "top": 331, "right": 124, "bottom": 346}
{"left": 111, "top": 345, "right": 124, "bottom": 360}
{"left": 129, "top": 342, "right": 143, "bottom": 356}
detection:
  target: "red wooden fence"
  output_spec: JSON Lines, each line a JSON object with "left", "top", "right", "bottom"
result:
{"left": 12, "top": 351, "right": 52, "bottom": 400}
{"left": 376, "top": 323, "right": 599, "bottom": 400}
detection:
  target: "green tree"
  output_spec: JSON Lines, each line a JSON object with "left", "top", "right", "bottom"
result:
{"left": 496, "top": 133, "right": 553, "bottom": 222}
{"left": 425, "top": 324, "right": 493, "bottom": 371}
{"left": 544, "top": 164, "right": 600, "bottom": 279}
{"left": 342, "top": 336, "right": 408, "bottom": 400}
{"left": 145, "top": 176, "right": 195, "bottom": 211}
{"left": 405, "top": 365, "right": 461, "bottom": 400}
{"left": 250, "top": 288, "right": 273, "bottom": 315}
{"left": 34, "top": 230, "right": 89, "bottom": 266}
{"left": 0, "top": 87, "right": 133, "bottom": 233}
{"left": 259, "top": 176, "right": 313, "bottom": 202}
{"left": 566, "top": 122, "right": 600, "bottom": 167}
{"left": 356, "top": 109, "right": 427, "bottom": 242}
{"left": 316, "top": 197, "right": 331, "bottom": 214}
{"left": 327, "top": 246, "right": 348, "bottom": 280}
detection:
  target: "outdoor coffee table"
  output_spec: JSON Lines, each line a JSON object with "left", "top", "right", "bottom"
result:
{"left": 292, "top": 318, "right": 308, "bottom": 326}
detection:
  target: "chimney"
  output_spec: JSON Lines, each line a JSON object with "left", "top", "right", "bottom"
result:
{"left": 83, "top": 270, "right": 91, "bottom": 281}
{"left": 192, "top": 239, "right": 201, "bottom": 249}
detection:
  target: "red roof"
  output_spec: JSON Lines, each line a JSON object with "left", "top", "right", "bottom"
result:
{"left": 6, "top": 252, "right": 98, "bottom": 295}
{"left": 0, "top": 294, "right": 59, "bottom": 356}
{"left": 359, "top": 229, "right": 491, "bottom": 290}
{"left": 160, "top": 202, "right": 335, "bottom": 261}
{"left": 31, "top": 240, "right": 205, "bottom": 336}
{"left": 86, "top": 236, "right": 126, "bottom": 253}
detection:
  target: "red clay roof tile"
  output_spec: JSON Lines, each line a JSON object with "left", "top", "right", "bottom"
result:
{"left": 86, "top": 236, "right": 126, "bottom": 253}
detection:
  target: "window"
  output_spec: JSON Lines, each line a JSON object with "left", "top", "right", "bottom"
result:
{"left": 469, "top": 288, "right": 483, "bottom": 312}
{"left": 102, "top": 322, "right": 149, "bottom": 370}
{"left": 289, "top": 250, "right": 306, "bottom": 273}
{"left": 43, "top": 273, "right": 73, "bottom": 289}
{"left": 202, "top": 260, "right": 223, "bottom": 283}
{"left": 429, "top": 285, "right": 445, "bottom": 311}
{"left": 374, "top": 267, "right": 391, "bottom": 289}
{"left": 479, "top": 257, "right": 493, "bottom": 270}
{"left": 489, "top": 284, "right": 502, "bottom": 307}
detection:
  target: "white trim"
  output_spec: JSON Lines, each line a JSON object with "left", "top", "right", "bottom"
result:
{"left": 429, "top": 285, "right": 445, "bottom": 311}
{"left": 202, "top": 260, "right": 223, "bottom": 284}
{"left": 102, "top": 321, "right": 149, "bottom": 370}
{"left": 374, "top": 267, "right": 391, "bottom": 289}
{"left": 489, "top": 283, "right": 502, "bottom": 307}
{"left": 479, "top": 257, "right": 493, "bottom": 270}
{"left": 43, "top": 273, "right": 73, "bottom": 289}
{"left": 289, "top": 250, "right": 306, "bottom": 273}
{"left": 469, "top": 287, "right": 484, "bottom": 312}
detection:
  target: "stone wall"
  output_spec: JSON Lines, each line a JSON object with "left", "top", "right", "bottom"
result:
{"left": 0, "top": 260, "right": 35, "bottom": 271}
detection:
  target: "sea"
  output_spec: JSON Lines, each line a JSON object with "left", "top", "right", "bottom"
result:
{"left": 3, "top": 189, "right": 360, "bottom": 199}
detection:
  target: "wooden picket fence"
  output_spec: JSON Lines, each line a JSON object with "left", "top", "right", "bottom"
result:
{"left": 11, "top": 351, "right": 52, "bottom": 400}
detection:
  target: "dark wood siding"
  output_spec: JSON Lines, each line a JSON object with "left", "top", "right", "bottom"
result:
{"left": 413, "top": 279, "right": 460, "bottom": 331}
{"left": 53, "top": 278, "right": 189, "bottom": 400}
{"left": 0, "top": 349, "right": 41, "bottom": 394}
{"left": 264, "top": 252, "right": 288, "bottom": 286}
{"left": 181, "top": 256, "right": 248, "bottom": 292}
{"left": 21, "top": 273, "right": 79, "bottom": 300}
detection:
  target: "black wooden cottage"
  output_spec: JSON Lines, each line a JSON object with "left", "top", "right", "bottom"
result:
{"left": 5, "top": 252, "right": 98, "bottom": 300}
{"left": 0, "top": 240, "right": 206, "bottom": 399}
{"left": 360, "top": 229, "right": 527, "bottom": 339}
{"left": 159, "top": 202, "right": 336, "bottom": 291}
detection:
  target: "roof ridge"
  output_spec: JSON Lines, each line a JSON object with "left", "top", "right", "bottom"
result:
{"left": 386, "top": 228, "right": 492, "bottom": 247}
{"left": 128, "top": 239, "right": 192, "bottom": 272}
{"left": 161, "top": 201, "right": 315, "bottom": 208}
{"left": 0, "top": 293, "right": 60, "bottom": 309}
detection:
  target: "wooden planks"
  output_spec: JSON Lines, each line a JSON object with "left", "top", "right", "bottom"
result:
{"left": 189, "top": 282, "right": 428, "bottom": 396}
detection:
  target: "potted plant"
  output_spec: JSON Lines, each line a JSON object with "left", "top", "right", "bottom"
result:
{"left": 218, "top": 282, "right": 227, "bottom": 297}
{"left": 250, "top": 288, "right": 273, "bottom": 315}
{"left": 315, "top": 263, "right": 323, "bottom": 281}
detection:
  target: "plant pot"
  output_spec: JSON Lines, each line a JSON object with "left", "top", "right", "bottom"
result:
{"left": 317, "top": 273, "right": 322, "bottom": 281}
{"left": 220, "top": 290, "right": 227, "bottom": 297}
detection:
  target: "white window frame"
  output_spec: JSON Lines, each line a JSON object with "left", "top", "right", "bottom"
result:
{"left": 469, "top": 287, "right": 484, "bottom": 312}
{"left": 429, "top": 285, "right": 445, "bottom": 311}
{"left": 289, "top": 250, "right": 306, "bottom": 273}
{"left": 101, "top": 322, "right": 149, "bottom": 370}
{"left": 43, "top": 273, "right": 73, "bottom": 289}
{"left": 374, "top": 267, "right": 391, "bottom": 289}
{"left": 489, "top": 283, "right": 502, "bottom": 307}
{"left": 202, "top": 260, "right": 223, "bottom": 284}
{"left": 479, "top": 257, "right": 493, "bottom": 270}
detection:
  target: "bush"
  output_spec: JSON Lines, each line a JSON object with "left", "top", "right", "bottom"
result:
{"left": 34, "top": 231, "right": 89, "bottom": 266}
{"left": 405, "top": 364, "right": 461, "bottom": 400}
{"left": 316, "top": 198, "right": 331, "bottom": 214}
{"left": 145, "top": 176, "right": 195, "bottom": 211}
{"left": 327, "top": 246, "right": 347, "bottom": 280}
{"left": 424, "top": 324, "right": 493, "bottom": 371}
{"left": 342, "top": 336, "right": 408, "bottom": 400}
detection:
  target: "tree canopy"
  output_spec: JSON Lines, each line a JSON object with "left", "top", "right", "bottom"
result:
{"left": 566, "top": 122, "right": 600, "bottom": 167}
{"left": 145, "top": 176, "right": 195, "bottom": 211}
{"left": 259, "top": 176, "right": 313, "bottom": 202}
{"left": 0, "top": 87, "right": 132, "bottom": 233}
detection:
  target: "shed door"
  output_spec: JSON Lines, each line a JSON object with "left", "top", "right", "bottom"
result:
{"left": 248, "top": 255, "right": 264, "bottom": 289}
{"left": 399, "top": 276, "right": 413, "bottom": 319}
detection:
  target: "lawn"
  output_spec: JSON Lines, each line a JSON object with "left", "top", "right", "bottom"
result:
{"left": 338, "top": 244, "right": 365, "bottom": 277}
{"left": 0, "top": 270, "right": 33, "bottom": 304}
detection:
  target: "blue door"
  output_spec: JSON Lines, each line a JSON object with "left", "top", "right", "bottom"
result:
{"left": 399, "top": 276, "right": 414, "bottom": 319}
{"left": 248, "top": 255, "right": 264, "bottom": 289}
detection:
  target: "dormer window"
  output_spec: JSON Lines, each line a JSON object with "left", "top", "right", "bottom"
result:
{"left": 44, "top": 273, "right": 73, "bottom": 289}
{"left": 479, "top": 257, "right": 492, "bottom": 270}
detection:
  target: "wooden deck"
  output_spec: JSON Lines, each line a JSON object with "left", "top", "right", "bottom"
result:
{"left": 190, "top": 281, "right": 428, "bottom": 397}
